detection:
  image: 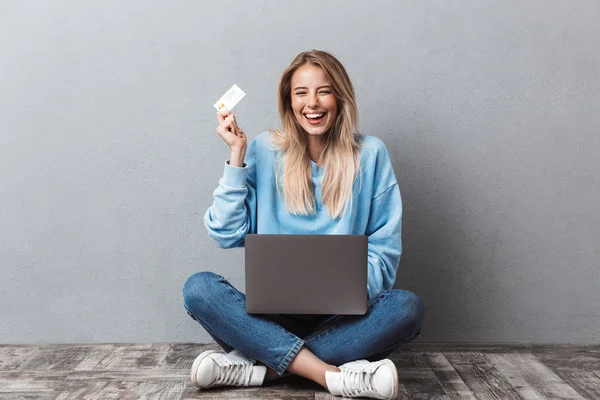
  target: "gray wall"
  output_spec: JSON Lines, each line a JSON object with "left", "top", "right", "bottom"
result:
{"left": 1, "top": 0, "right": 599, "bottom": 344}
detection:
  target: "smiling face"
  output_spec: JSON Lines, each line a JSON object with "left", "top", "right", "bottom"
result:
{"left": 290, "top": 63, "right": 339, "bottom": 138}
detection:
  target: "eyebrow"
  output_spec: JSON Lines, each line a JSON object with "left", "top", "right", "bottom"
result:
{"left": 293, "top": 85, "right": 332, "bottom": 91}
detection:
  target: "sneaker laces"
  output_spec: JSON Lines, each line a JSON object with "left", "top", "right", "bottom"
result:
{"left": 213, "top": 357, "right": 254, "bottom": 387}
{"left": 339, "top": 364, "right": 378, "bottom": 397}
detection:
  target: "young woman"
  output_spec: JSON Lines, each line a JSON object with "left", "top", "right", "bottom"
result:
{"left": 183, "top": 50, "right": 424, "bottom": 399}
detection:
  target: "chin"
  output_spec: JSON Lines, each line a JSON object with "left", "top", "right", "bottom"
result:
{"left": 298, "top": 120, "right": 334, "bottom": 137}
{"left": 304, "top": 128, "right": 329, "bottom": 136}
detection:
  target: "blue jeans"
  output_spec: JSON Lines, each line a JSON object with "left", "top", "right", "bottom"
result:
{"left": 183, "top": 271, "right": 424, "bottom": 376}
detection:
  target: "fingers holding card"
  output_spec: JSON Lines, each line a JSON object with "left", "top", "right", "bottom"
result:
{"left": 214, "top": 85, "right": 247, "bottom": 151}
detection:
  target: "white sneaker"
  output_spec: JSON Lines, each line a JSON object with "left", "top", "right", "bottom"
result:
{"left": 190, "top": 349, "right": 267, "bottom": 389}
{"left": 325, "top": 358, "right": 399, "bottom": 399}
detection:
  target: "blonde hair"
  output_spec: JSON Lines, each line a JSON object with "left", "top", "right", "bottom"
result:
{"left": 270, "top": 50, "right": 362, "bottom": 219}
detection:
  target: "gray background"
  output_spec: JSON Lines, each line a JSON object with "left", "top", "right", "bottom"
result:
{"left": 1, "top": 0, "right": 599, "bottom": 344}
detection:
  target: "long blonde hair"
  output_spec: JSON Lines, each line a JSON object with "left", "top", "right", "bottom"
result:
{"left": 270, "top": 50, "right": 362, "bottom": 219}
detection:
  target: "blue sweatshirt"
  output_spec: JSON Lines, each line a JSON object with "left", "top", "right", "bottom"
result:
{"left": 204, "top": 131, "right": 402, "bottom": 301}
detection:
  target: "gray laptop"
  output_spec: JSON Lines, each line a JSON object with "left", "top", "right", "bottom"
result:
{"left": 244, "top": 234, "right": 368, "bottom": 315}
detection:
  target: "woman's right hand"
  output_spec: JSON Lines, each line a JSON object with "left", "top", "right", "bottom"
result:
{"left": 216, "top": 111, "right": 247, "bottom": 152}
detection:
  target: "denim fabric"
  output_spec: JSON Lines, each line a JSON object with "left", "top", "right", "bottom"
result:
{"left": 183, "top": 271, "right": 424, "bottom": 376}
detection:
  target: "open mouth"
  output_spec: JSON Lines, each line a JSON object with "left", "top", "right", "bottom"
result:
{"left": 303, "top": 112, "right": 327, "bottom": 125}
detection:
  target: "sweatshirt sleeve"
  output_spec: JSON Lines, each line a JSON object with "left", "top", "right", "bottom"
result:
{"left": 365, "top": 141, "right": 403, "bottom": 301}
{"left": 203, "top": 138, "right": 258, "bottom": 248}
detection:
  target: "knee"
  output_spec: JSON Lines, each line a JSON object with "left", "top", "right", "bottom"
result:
{"left": 391, "top": 290, "right": 424, "bottom": 332}
{"left": 182, "top": 271, "right": 223, "bottom": 311}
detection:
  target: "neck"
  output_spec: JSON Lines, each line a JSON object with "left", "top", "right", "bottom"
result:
{"left": 307, "top": 135, "right": 326, "bottom": 166}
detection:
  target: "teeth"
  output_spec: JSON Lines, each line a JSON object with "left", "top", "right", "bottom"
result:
{"left": 305, "top": 113, "right": 325, "bottom": 119}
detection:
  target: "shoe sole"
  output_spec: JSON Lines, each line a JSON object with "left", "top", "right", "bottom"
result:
{"left": 381, "top": 358, "right": 399, "bottom": 400}
{"left": 190, "top": 349, "right": 220, "bottom": 388}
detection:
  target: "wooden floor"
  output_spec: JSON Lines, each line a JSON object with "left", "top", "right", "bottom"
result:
{"left": 1, "top": 343, "right": 599, "bottom": 399}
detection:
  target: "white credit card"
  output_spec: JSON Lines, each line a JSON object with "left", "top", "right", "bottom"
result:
{"left": 214, "top": 84, "right": 246, "bottom": 111}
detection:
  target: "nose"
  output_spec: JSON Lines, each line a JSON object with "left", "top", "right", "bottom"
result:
{"left": 308, "top": 92, "right": 319, "bottom": 108}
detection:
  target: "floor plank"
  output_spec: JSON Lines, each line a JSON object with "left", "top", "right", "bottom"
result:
{"left": 64, "top": 369, "right": 189, "bottom": 381}
{"left": 551, "top": 370, "right": 600, "bottom": 399}
{"left": 488, "top": 353, "right": 585, "bottom": 400}
{"left": 17, "top": 346, "right": 94, "bottom": 371}
{"left": 444, "top": 352, "right": 523, "bottom": 400}
{"left": 391, "top": 352, "right": 450, "bottom": 399}
{"left": 87, "top": 381, "right": 139, "bottom": 400}
{"left": 95, "top": 344, "right": 171, "bottom": 370}
{"left": 159, "top": 343, "right": 216, "bottom": 370}
{"left": 0, "top": 370, "right": 68, "bottom": 393}
{"left": 73, "top": 344, "right": 116, "bottom": 371}
{"left": 425, "top": 353, "right": 476, "bottom": 399}
{"left": 54, "top": 381, "right": 109, "bottom": 400}
{"left": 138, "top": 380, "right": 187, "bottom": 400}
{"left": 0, "top": 346, "right": 40, "bottom": 370}
{"left": 533, "top": 346, "right": 600, "bottom": 371}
